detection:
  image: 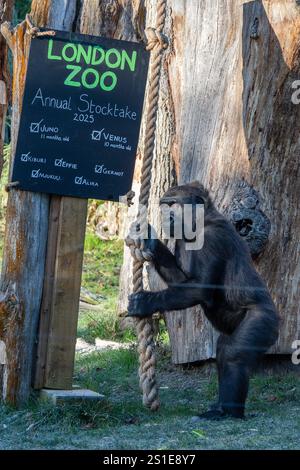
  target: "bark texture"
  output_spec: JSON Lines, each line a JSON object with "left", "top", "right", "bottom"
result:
{"left": 0, "top": 2, "right": 50, "bottom": 404}
{"left": 118, "top": 0, "right": 300, "bottom": 363}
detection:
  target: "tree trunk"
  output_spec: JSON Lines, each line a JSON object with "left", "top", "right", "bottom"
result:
{"left": 118, "top": 0, "right": 300, "bottom": 363}
{"left": 0, "top": 0, "right": 81, "bottom": 405}
{"left": 0, "top": 0, "right": 13, "bottom": 177}
{"left": 0, "top": 1, "right": 50, "bottom": 405}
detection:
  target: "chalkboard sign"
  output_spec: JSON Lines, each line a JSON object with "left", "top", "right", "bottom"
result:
{"left": 12, "top": 30, "right": 150, "bottom": 201}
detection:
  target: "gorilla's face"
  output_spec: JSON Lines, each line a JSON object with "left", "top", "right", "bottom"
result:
{"left": 159, "top": 183, "right": 206, "bottom": 241}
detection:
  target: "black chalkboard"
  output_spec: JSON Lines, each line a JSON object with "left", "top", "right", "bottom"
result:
{"left": 12, "top": 30, "right": 150, "bottom": 201}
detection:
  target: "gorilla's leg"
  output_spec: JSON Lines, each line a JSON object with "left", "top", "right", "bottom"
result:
{"left": 216, "top": 333, "right": 249, "bottom": 419}
{"left": 197, "top": 334, "right": 246, "bottom": 420}
{"left": 199, "top": 306, "right": 278, "bottom": 420}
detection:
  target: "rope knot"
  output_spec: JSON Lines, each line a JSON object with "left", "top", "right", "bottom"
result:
{"left": 145, "top": 27, "right": 168, "bottom": 51}
{"left": 28, "top": 26, "right": 39, "bottom": 37}
{"left": 25, "top": 14, "right": 56, "bottom": 38}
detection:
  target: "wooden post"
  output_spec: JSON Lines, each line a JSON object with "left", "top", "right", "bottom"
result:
{"left": 33, "top": 196, "right": 61, "bottom": 390}
{"left": 43, "top": 198, "right": 87, "bottom": 389}
{"left": 34, "top": 197, "right": 87, "bottom": 389}
{"left": 0, "top": 18, "right": 50, "bottom": 405}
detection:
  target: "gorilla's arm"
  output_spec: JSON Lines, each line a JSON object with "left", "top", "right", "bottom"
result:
{"left": 127, "top": 223, "right": 187, "bottom": 284}
{"left": 127, "top": 226, "right": 228, "bottom": 317}
{"left": 151, "top": 239, "right": 188, "bottom": 284}
{"left": 127, "top": 285, "right": 206, "bottom": 317}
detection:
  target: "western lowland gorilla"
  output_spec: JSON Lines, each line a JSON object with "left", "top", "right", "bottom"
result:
{"left": 127, "top": 181, "right": 279, "bottom": 419}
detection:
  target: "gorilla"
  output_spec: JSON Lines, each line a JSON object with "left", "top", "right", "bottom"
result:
{"left": 127, "top": 182, "right": 279, "bottom": 419}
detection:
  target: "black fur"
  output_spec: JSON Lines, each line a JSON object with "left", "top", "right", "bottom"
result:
{"left": 127, "top": 182, "right": 279, "bottom": 419}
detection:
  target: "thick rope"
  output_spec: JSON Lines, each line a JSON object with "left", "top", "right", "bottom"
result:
{"left": 127, "top": 0, "right": 168, "bottom": 412}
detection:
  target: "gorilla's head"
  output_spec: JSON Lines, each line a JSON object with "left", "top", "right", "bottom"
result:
{"left": 159, "top": 181, "right": 211, "bottom": 240}
{"left": 160, "top": 181, "right": 212, "bottom": 206}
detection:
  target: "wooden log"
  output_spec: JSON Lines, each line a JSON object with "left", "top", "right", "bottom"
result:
{"left": 0, "top": 291, "right": 23, "bottom": 404}
{"left": 169, "top": 0, "right": 300, "bottom": 359}
{"left": 0, "top": 15, "right": 50, "bottom": 405}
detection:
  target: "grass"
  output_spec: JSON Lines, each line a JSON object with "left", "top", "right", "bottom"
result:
{"left": 82, "top": 232, "right": 123, "bottom": 298}
{"left": 0, "top": 347, "right": 299, "bottom": 449}
{"left": 78, "top": 231, "right": 136, "bottom": 343}
{"left": 78, "top": 230, "right": 169, "bottom": 344}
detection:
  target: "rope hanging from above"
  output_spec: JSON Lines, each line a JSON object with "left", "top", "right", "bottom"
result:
{"left": 125, "top": 0, "right": 168, "bottom": 412}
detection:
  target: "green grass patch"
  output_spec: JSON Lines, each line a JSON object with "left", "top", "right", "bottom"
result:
{"left": 248, "top": 373, "right": 300, "bottom": 412}
{"left": 0, "top": 346, "right": 299, "bottom": 449}
{"left": 82, "top": 231, "right": 123, "bottom": 297}
{"left": 1, "top": 347, "right": 299, "bottom": 450}
{"left": 78, "top": 231, "right": 136, "bottom": 343}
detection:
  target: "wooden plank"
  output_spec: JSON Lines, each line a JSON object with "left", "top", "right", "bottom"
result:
{"left": 34, "top": 196, "right": 61, "bottom": 389}
{"left": 40, "top": 388, "right": 105, "bottom": 405}
{"left": 43, "top": 197, "right": 87, "bottom": 389}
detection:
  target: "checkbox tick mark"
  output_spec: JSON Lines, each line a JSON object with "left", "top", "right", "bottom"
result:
{"left": 91, "top": 129, "right": 105, "bottom": 141}
{"left": 30, "top": 119, "right": 43, "bottom": 133}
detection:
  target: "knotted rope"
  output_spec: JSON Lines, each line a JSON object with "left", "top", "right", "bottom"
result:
{"left": 25, "top": 14, "right": 56, "bottom": 38}
{"left": 126, "top": 0, "right": 168, "bottom": 412}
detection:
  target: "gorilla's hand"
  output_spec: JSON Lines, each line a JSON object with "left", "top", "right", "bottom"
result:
{"left": 125, "top": 223, "right": 158, "bottom": 262}
{"left": 127, "top": 291, "right": 157, "bottom": 317}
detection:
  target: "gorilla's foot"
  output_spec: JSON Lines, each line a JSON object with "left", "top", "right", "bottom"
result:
{"left": 196, "top": 410, "right": 227, "bottom": 421}
{"left": 197, "top": 409, "right": 245, "bottom": 420}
